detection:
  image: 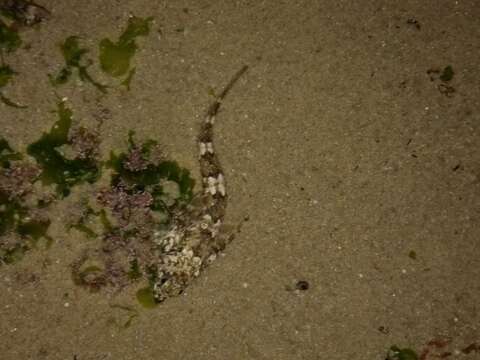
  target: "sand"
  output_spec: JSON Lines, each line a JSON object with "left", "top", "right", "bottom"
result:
{"left": 1, "top": 1, "right": 479, "bottom": 359}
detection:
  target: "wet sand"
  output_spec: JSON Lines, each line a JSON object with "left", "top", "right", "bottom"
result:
{"left": 1, "top": 1, "right": 479, "bottom": 359}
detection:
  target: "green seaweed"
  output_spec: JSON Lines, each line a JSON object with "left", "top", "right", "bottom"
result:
{"left": 106, "top": 132, "right": 195, "bottom": 204}
{"left": 99, "top": 16, "right": 153, "bottom": 78}
{"left": 0, "top": 189, "right": 52, "bottom": 241}
{"left": 136, "top": 286, "right": 158, "bottom": 308}
{"left": 440, "top": 65, "right": 454, "bottom": 82}
{"left": 0, "top": 53, "right": 26, "bottom": 108}
{"left": 0, "top": 140, "right": 30, "bottom": 239}
{"left": 0, "top": 92, "right": 26, "bottom": 108}
{"left": 127, "top": 258, "right": 142, "bottom": 280}
{"left": 27, "top": 100, "right": 101, "bottom": 197}
{"left": 97, "top": 209, "right": 113, "bottom": 233}
{"left": 0, "top": 64, "right": 14, "bottom": 87}
{"left": 387, "top": 346, "right": 418, "bottom": 360}
{"left": 1, "top": 243, "right": 28, "bottom": 264}
{"left": 0, "top": 19, "right": 21, "bottom": 53}
{"left": 0, "top": 136, "right": 22, "bottom": 167}
{"left": 144, "top": 264, "right": 158, "bottom": 286}
{"left": 0, "top": 64, "right": 26, "bottom": 107}
{"left": 0, "top": 192, "right": 22, "bottom": 235}
{"left": 50, "top": 36, "right": 107, "bottom": 93}
{"left": 17, "top": 218, "right": 52, "bottom": 243}
{"left": 67, "top": 206, "right": 98, "bottom": 239}
{"left": 121, "top": 68, "right": 136, "bottom": 90}
{"left": 99, "top": 39, "right": 135, "bottom": 77}
{"left": 0, "top": 7, "right": 16, "bottom": 20}
{"left": 70, "top": 223, "right": 97, "bottom": 239}
{"left": 0, "top": 193, "right": 52, "bottom": 264}
{"left": 136, "top": 259, "right": 160, "bottom": 307}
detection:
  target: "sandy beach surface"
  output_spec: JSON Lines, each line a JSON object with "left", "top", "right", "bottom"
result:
{"left": 1, "top": 1, "right": 479, "bottom": 359}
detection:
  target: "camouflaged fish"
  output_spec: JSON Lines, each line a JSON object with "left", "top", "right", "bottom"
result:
{"left": 152, "top": 66, "right": 248, "bottom": 302}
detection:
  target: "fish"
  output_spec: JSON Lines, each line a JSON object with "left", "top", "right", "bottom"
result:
{"left": 152, "top": 66, "right": 248, "bottom": 302}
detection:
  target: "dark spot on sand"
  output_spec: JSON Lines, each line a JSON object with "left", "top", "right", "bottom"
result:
{"left": 295, "top": 280, "right": 309, "bottom": 291}
{"left": 439, "top": 65, "right": 454, "bottom": 82}
{"left": 406, "top": 18, "right": 421, "bottom": 30}
{"left": 462, "top": 343, "right": 479, "bottom": 354}
{"left": 378, "top": 326, "right": 389, "bottom": 334}
{"left": 386, "top": 345, "right": 418, "bottom": 360}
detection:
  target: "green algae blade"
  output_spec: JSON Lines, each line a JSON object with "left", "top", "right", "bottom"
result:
{"left": 0, "top": 19, "right": 21, "bottom": 52}
{"left": 99, "top": 16, "right": 153, "bottom": 78}
{"left": 136, "top": 286, "right": 158, "bottom": 309}
{"left": 50, "top": 36, "right": 107, "bottom": 93}
{"left": 27, "top": 101, "right": 101, "bottom": 197}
